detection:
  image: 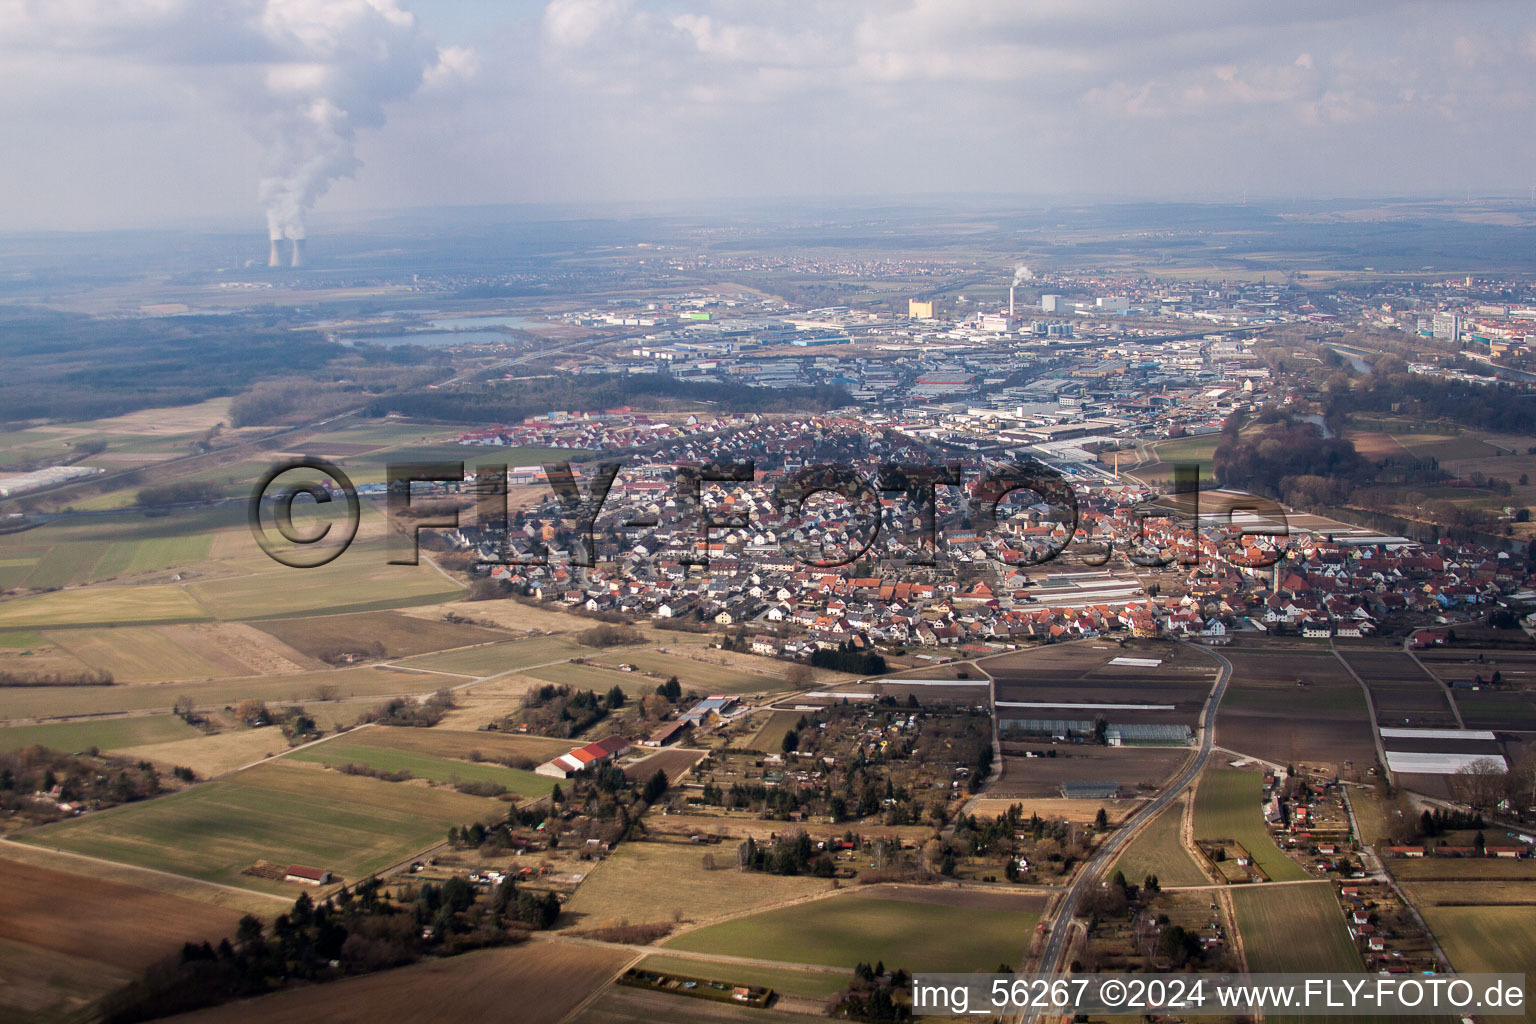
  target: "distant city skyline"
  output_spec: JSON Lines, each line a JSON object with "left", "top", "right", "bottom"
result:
{"left": 2, "top": 0, "right": 1535, "bottom": 232}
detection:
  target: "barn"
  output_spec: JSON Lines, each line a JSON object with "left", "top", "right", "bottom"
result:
{"left": 534, "top": 735, "right": 632, "bottom": 778}
{"left": 285, "top": 864, "right": 332, "bottom": 886}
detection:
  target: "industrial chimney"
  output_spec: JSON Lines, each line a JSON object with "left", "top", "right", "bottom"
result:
{"left": 1009, "top": 285, "right": 1015, "bottom": 319}
{"left": 268, "top": 239, "right": 282, "bottom": 268}
{"left": 290, "top": 238, "right": 305, "bottom": 268}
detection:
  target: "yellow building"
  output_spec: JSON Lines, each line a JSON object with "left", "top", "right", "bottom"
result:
{"left": 908, "top": 299, "right": 935, "bottom": 319}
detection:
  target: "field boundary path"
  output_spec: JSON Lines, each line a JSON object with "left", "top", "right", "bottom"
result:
{"left": 0, "top": 835, "right": 291, "bottom": 907}
{"left": 1398, "top": 634, "right": 1467, "bottom": 729}
{"left": 1328, "top": 638, "right": 1393, "bottom": 782}
{"left": 1015, "top": 639, "right": 1232, "bottom": 1024}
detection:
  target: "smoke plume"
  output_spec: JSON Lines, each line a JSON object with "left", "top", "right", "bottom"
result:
{"left": 1012, "top": 263, "right": 1034, "bottom": 286}
{"left": 7, "top": 1, "right": 471, "bottom": 245}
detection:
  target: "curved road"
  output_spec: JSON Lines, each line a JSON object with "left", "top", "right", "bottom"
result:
{"left": 1020, "top": 640, "right": 1232, "bottom": 1023}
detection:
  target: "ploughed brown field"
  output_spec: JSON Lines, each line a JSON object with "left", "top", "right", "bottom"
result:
{"left": 986, "top": 640, "right": 1216, "bottom": 731}
{"left": 0, "top": 858, "right": 245, "bottom": 970}
{"left": 1216, "top": 646, "right": 1377, "bottom": 769}
{"left": 1336, "top": 649, "right": 1459, "bottom": 727}
{"left": 992, "top": 744, "right": 1187, "bottom": 798}
{"left": 160, "top": 941, "right": 635, "bottom": 1024}
{"left": 624, "top": 747, "right": 707, "bottom": 782}
{"left": 254, "top": 610, "right": 510, "bottom": 661}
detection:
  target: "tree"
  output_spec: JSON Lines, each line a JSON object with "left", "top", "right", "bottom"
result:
{"left": 642, "top": 769, "right": 669, "bottom": 804}
{"left": 233, "top": 699, "right": 270, "bottom": 726}
{"left": 173, "top": 695, "right": 196, "bottom": 720}
{"left": 606, "top": 685, "right": 626, "bottom": 709}
{"left": 1453, "top": 758, "right": 1508, "bottom": 810}
{"left": 1094, "top": 807, "right": 1108, "bottom": 830}
{"left": 781, "top": 729, "right": 799, "bottom": 754}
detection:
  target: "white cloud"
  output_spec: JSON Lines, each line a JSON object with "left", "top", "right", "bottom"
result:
{"left": 1, "top": 0, "right": 1535, "bottom": 230}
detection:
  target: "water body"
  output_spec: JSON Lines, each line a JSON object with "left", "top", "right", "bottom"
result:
{"left": 1297, "top": 412, "right": 1335, "bottom": 439}
{"left": 426, "top": 315, "right": 546, "bottom": 330}
{"left": 1326, "top": 345, "right": 1373, "bottom": 374}
{"left": 350, "top": 330, "right": 513, "bottom": 348}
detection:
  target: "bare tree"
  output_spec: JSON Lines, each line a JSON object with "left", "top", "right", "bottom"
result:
{"left": 1452, "top": 757, "right": 1508, "bottom": 810}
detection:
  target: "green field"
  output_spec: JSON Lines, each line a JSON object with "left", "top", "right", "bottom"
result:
{"left": 0, "top": 629, "right": 45, "bottom": 648}
{"left": 285, "top": 738, "right": 553, "bottom": 799}
{"left": 590, "top": 650, "right": 784, "bottom": 694}
{"left": 186, "top": 550, "right": 463, "bottom": 620}
{"left": 394, "top": 635, "right": 584, "bottom": 676}
{"left": 0, "top": 714, "right": 200, "bottom": 753}
{"left": 1230, "top": 883, "right": 1359, "bottom": 973}
{"left": 1193, "top": 769, "right": 1307, "bottom": 882}
{"left": 0, "top": 507, "right": 238, "bottom": 587}
{"left": 636, "top": 955, "right": 847, "bottom": 1000}
{"left": 1111, "top": 800, "right": 1207, "bottom": 888}
{"left": 17, "top": 761, "right": 503, "bottom": 889}
{"left": 1423, "top": 905, "right": 1536, "bottom": 1024}
{"left": 1151, "top": 434, "right": 1223, "bottom": 464}
{"left": 664, "top": 893, "right": 1037, "bottom": 972}
{"left": 527, "top": 660, "right": 657, "bottom": 694}
{"left": 0, "top": 585, "right": 209, "bottom": 629}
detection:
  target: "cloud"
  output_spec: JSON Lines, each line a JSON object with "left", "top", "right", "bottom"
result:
{"left": 0, "top": 0, "right": 472, "bottom": 237}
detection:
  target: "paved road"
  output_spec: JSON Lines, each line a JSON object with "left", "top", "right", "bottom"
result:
{"left": 1019, "top": 640, "right": 1232, "bottom": 1023}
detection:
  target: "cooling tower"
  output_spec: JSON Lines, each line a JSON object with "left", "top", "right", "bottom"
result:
{"left": 268, "top": 239, "right": 282, "bottom": 267}
{"left": 291, "top": 238, "right": 305, "bottom": 268}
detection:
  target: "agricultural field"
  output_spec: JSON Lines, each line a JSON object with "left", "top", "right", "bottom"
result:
{"left": 1422, "top": 906, "right": 1536, "bottom": 1006}
{"left": 254, "top": 611, "right": 509, "bottom": 661}
{"left": 569, "top": 983, "right": 817, "bottom": 1024}
{"left": 663, "top": 888, "right": 1041, "bottom": 972}
{"left": 120, "top": 726, "right": 301, "bottom": 779}
{"left": 0, "top": 857, "right": 249, "bottom": 1024}
{"left": 159, "top": 941, "right": 635, "bottom": 1024}
{"left": 0, "top": 584, "right": 210, "bottom": 629}
{"left": 1453, "top": 689, "right": 1536, "bottom": 731}
{"left": 1386, "top": 857, "right": 1536, "bottom": 881}
{"left": 0, "top": 714, "right": 199, "bottom": 753}
{"left": 0, "top": 936, "right": 135, "bottom": 1024}
{"left": 0, "top": 665, "right": 428, "bottom": 719}
{"left": 16, "top": 760, "right": 504, "bottom": 889}
{"left": 1231, "top": 883, "right": 1361, "bottom": 972}
{"left": 1192, "top": 769, "right": 1307, "bottom": 882}
{"left": 1336, "top": 649, "right": 1458, "bottom": 728}
{"left": 589, "top": 649, "right": 786, "bottom": 694}
{"left": 991, "top": 744, "right": 1187, "bottom": 800}
{"left": 284, "top": 736, "right": 553, "bottom": 799}
{"left": 987, "top": 640, "right": 1217, "bottom": 733}
{"left": 740, "top": 709, "right": 802, "bottom": 754}
{"left": 41, "top": 623, "right": 316, "bottom": 682}
{"left": 394, "top": 635, "right": 584, "bottom": 676}
{"left": 1216, "top": 646, "right": 1377, "bottom": 772}
{"left": 185, "top": 550, "right": 464, "bottom": 620}
{"left": 633, "top": 954, "right": 847, "bottom": 1000}
{"left": 0, "top": 860, "right": 244, "bottom": 970}
{"left": 0, "top": 506, "right": 238, "bottom": 591}
{"left": 623, "top": 748, "right": 706, "bottom": 783}
{"left": 561, "top": 840, "right": 836, "bottom": 929}
{"left": 528, "top": 660, "right": 657, "bottom": 695}
{"left": 1111, "top": 796, "right": 1208, "bottom": 888}
{"left": 1397, "top": 880, "right": 1536, "bottom": 906}
{"left": 356, "top": 725, "right": 574, "bottom": 763}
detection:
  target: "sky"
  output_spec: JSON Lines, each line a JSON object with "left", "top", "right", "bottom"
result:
{"left": 2, "top": 0, "right": 1535, "bottom": 232}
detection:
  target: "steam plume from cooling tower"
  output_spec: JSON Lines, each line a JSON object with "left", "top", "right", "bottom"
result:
{"left": 252, "top": 1, "right": 473, "bottom": 258}
{"left": 5, "top": 2, "right": 476, "bottom": 264}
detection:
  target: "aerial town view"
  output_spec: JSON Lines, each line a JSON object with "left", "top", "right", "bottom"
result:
{"left": 2, "top": 2, "right": 1535, "bottom": 1024}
